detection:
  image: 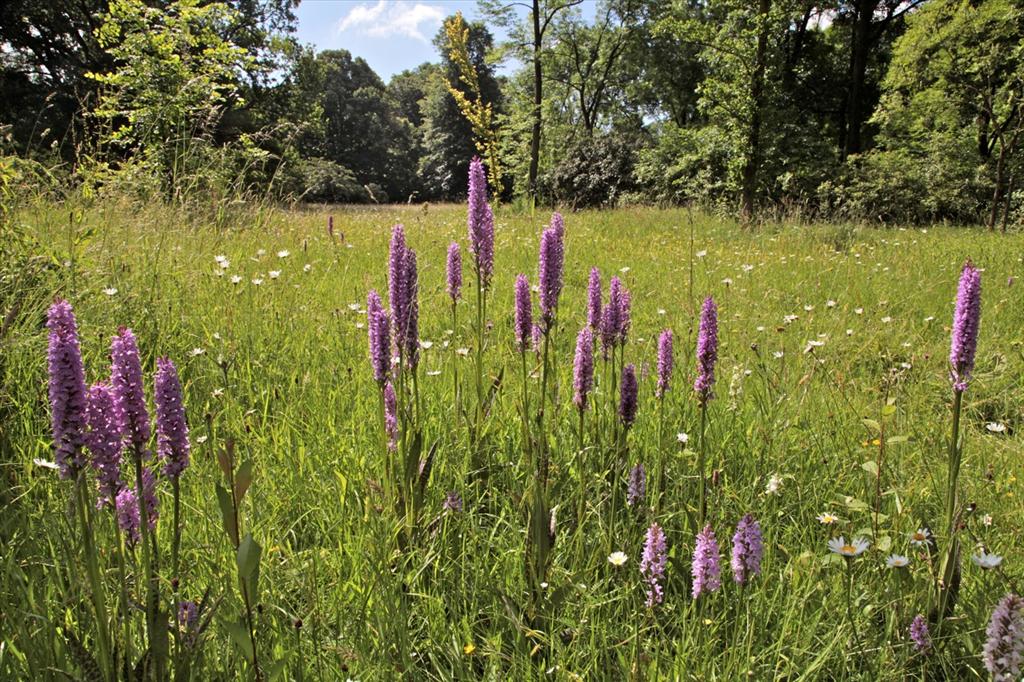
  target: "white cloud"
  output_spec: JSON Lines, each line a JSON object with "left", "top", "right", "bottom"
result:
{"left": 337, "top": 1, "right": 445, "bottom": 43}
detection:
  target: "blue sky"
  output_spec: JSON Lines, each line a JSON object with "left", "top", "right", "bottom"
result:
{"left": 294, "top": 0, "right": 597, "bottom": 82}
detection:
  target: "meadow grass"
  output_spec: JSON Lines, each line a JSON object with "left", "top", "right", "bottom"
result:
{"left": 1, "top": 199, "right": 1023, "bottom": 679}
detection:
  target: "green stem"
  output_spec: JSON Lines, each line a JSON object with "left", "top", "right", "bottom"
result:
{"left": 75, "top": 479, "right": 114, "bottom": 682}
{"left": 698, "top": 403, "right": 708, "bottom": 526}
{"left": 937, "top": 388, "right": 964, "bottom": 626}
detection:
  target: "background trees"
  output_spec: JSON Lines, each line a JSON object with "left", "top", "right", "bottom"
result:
{"left": 1, "top": 0, "right": 1021, "bottom": 224}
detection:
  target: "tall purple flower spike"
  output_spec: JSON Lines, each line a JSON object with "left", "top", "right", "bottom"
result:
{"left": 367, "top": 290, "right": 391, "bottom": 384}
{"left": 655, "top": 329, "right": 674, "bottom": 400}
{"left": 983, "top": 593, "right": 1024, "bottom": 681}
{"left": 640, "top": 521, "right": 667, "bottom": 608}
{"left": 950, "top": 261, "right": 981, "bottom": 392}
{"left": 694, "top": 296, "right": 718, "bottom": 404}
{"left": 446, "top": 242, "right": 462, "bottom": 302}
{"left": 86, "top": 382, "right": 124, "bottom": 506}
{"left": 467, "top": 157, "right": 494, "bottom": 289}
{"left": 692, "top": 524, "right": 722, "bottom": 599}
{"left": 514, "top": 274, "right": 533, "bottom": 353}
{"left": 619, "top": 363, "right": 638, "bottom": 427}
{"left": 46, "top": 299, "right": 89, "bottom": 479}
{"left": 731, "top": 514, "right": 763, "bottom": 585}
{"left": 538, "top": 213, "right": 565, "bottom": 325}
{"left": 155, "top": 357, "right": 190, "bottom": 479}
{"left": 111, "top": 327, "right": 151, "bottom": 458}
{"left": 572, "top": 327, "right": 594, "bottom": 410}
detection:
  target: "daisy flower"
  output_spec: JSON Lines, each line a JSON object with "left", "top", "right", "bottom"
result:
{"left": 277, "top": 250, "right": 290, "bottom": 258}
{"left": 986, "top": 422, "right": 1007, "bottom": 433}
{"left": 269, "top": 270, "right": 281, "bottom": 279}
{"left": 972, "top": 551, "right": 1003, "bottom": 570}
{"left": 828, "top": 536, "right": 869, "bottom": 558}
{"left": 886, "top": 554, "right": 910, "bottom": 568}
{"left": 607, "top": 551, "right": 628, "bottom": 567}
{"left": 816, "top": 512, "right": 839, "bottom": 525}
{"left": 765, "top": 474, "right": 783, "bottom": 496}
{"left": 909, "top": 528, "right": 932, "bottom": 547}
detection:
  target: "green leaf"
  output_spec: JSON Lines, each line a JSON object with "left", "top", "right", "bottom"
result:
{"left": 216, "top": 483, "right": 239, "bottom": 546}
{"left": 862, "top": 418, "right": 881, "bottom": 434}
{"left": 224, "top": 619, "right": 253, "bottom": 660}
{"left": 266, "top": 659, "right": 289, "bottom": 681}
{"left": 881, "top": 404, "right": 897, "bottom": 417}
{"left": 887, "top": 435, "right": 909, "bottom": 445}
{"left": 235, "top": 460, "right": 253, "bottom": 503}
{"left": 237, "top": 533, "right": 262, "bottom": 580}
{"left": 861, "top": 460, "right": 879, "bottom": 476}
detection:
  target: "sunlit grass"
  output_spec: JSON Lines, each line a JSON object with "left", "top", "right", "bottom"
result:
{"left": 2, "top": 199, "right": 1022, "bottom": 678}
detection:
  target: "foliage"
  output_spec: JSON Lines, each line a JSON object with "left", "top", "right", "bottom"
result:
{"left": 540, "top": 130, "right": 641, "bottom": 207}
{"left": 87, "top": 0, "right": 255, "bottom": 200}
{"left": 868, "top": 0, "right": 1024, "bottom": 227}
{"left": 419, "top": 16, "right": 503, "bottom": 199}
{"left": 441, "top": 13, "right": 503, "bottom": 194}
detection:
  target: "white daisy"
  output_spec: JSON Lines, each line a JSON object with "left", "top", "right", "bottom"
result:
{"left": 765, "top": 473, "right": 783, "bottom": 496}
{"left": 277, "top": 250, "right": 290, "bottom": 258}
{"left": 886, "top": 554, "right": 910, "bottom": 568}
{"left": 420, "top": 340, "right": 433, "bottom": 349}
{"left": 251, "top": 278, "right": 263, "bottom": 286}
{"left": 607, "top": 551, "right": 628, "bottom": 567}
{"left": 909, "top": 528, "right": 932, "bottom": 547}
{"left": 696, "top": 250, "right": 707, "bottom": 258}
{"left": 103, "top": 287, "right": 118, "bottom": 296}
{"left": 230, "top": 275, "right": 242, "bottom": 284}
{"left": 772, "top": 351, "right": 784, "bottom": 359}
{"left": 828, "top": 536, "right": 870, "bottom": 558}
{"left": 269, "top": 270, "right": 281, "bottom": 279}
{"left": 816, "top": 512, "right": 839, "bottom": 525}
{"left": 881, "top": 316, "right": 892, "bottom": 323}
{"left": 986, "top": 422, "right": 1007, "bottom": 433}
{"left": 189, "top": 347, "right": 205, "bottom": 357}
{"left": 826, "top": 300, "right": 837, "bottom": 308}
{"left": 303, "top": 263, "right": 312, "bottom": 272}
{"left": 971, "top": 551, "right": 1003, "bottom": 569}
{"left": 677, "top": 432, "right": 689, "bottom": 444}
{"left": 722, "top": 278, "right": 733, "bottom": 286}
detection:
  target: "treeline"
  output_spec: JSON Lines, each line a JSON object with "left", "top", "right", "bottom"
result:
{"left": 1, "top": 0, "right": 1022, "bottom": 226}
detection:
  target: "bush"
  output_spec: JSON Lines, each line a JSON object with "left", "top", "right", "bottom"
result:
{"left": 821, "top": 145, "right": 989, "bottom": 224}
{"left": 540, "top": 131, "right": 640, "bottom": 208}
{"left": 289, "top": 157, "right": 368, "bottom": 203}
{"left": 634, "top": 123, "right": 734, "bottom": 207}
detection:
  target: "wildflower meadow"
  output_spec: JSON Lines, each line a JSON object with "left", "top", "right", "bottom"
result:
{"left": 2, "top": 163, "right": 1024, "bottom": 680}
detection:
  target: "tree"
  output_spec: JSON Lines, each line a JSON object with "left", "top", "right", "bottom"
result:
{"left": 833, "top": 0, "right": 924, "bottom": 159}
{"left": 547, "top": 3, "right": 634, "bottom": 135}
{"left": 419, "top": 16, "right": 502, "bottom": 199}
{"left": 480, "top": 0, "right": 582, "bottom": 199}
{"left": 877, "top": 0, "right": 1024, "bottom": 229}
{"left": 441, "top": 13, "right": 503, "bottom": 193}
{"left": 88, "top": 0, "right": 254, "bottom": 198}
{"left": 313, "top": 49, "right": 417, "bottom": 201}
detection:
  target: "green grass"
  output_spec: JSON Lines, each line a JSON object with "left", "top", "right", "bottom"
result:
{"left": 2, "top": 199, "right": 1023, "bottom": 679}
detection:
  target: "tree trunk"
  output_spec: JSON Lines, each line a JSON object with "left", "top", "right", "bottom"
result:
{"left": 842, "top": 0, "right": 876, "bottom": 160}
{"left": 988, "top": 139, "right": 1006, "bottom": 231}
{"left": 529, "top": 0, "right": 542, "bottom": 200}
{"left": 741, "top": 0, "right": 771, "bottom": 223}
{"left": 1001, "top": 172, "right": 1014, "bottom": 233}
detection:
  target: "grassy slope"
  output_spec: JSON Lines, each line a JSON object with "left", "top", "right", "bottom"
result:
{"left": 1, "top": 200, "right": 1022, "bottom": 679}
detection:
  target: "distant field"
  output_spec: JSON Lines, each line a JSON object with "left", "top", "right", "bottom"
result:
{"left": 2, "top": 201, "right": 1023, "bottom": 678}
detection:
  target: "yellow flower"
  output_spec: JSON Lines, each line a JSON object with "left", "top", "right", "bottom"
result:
{"left": 463, "top": 643, "right": 476, "bottom": 656}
